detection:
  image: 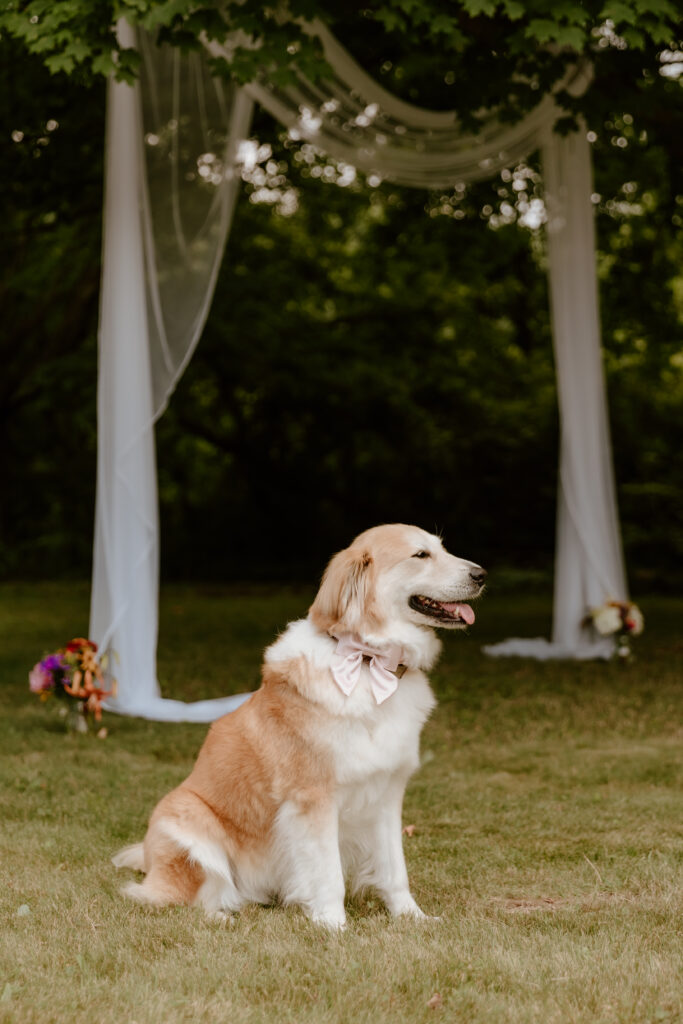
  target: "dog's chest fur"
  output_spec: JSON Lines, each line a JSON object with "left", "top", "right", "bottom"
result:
{"left": 265, "top": 617, "right": 437, "bottom": 792}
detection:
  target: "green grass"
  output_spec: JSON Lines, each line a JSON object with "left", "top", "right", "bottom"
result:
{"left": 1, "top": 583, "right": 681, "bottom": 1024}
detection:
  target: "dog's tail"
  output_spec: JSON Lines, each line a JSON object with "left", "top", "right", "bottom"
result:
{"left": 112, "top": 842, "right": 146, "bottom": 873}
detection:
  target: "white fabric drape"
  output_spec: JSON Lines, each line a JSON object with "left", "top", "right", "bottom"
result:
{"left": 207, "top": 20, "right": 591, "bottom": 188}
{"left": 483, "top": 127, "right": 627, "bottom": 660}
{"left": 91, "top": 21, "right": 629, "bottom": 721}
{"left": 546, "top": 128, "right": 628, "bottom": 646}
{"left": 91, "top": 21, "right": 253, "bottom": 720}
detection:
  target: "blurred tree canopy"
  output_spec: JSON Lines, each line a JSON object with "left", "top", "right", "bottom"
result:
{"left": 0, "top": 3, "right": 681, "bottom": 585}
{"left": 0, "top": 1, "right": 679, "bottom": 107}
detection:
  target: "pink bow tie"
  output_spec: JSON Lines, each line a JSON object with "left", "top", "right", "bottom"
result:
{"left": 330, "top": 635, "right": 406, "bottom": 705}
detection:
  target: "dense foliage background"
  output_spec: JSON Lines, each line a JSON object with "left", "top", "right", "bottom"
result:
{"left": 1, "top": 3, "right": 681, "bottom": 586}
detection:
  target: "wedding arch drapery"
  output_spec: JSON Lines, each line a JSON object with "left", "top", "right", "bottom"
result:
{"left": 91, "top": 20, "right": 254, "bottom": 720}
{"left": 91, "top": 20, "right": 628, "bottom": 720}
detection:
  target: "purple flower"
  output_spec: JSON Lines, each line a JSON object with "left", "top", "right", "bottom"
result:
{"left": 42, "top": 654, "right": 68, "bottom": 674}
{"left": 29, "top": 662, "right": 53, "bottom": 693}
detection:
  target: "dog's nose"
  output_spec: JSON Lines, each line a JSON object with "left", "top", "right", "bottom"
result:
{"left": 469, "top": 568, "right": 487, "bottom": 586}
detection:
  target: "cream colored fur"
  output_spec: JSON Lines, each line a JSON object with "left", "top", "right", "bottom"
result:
{"left": 113, "top": 524, "right": 485, "bottom": 928}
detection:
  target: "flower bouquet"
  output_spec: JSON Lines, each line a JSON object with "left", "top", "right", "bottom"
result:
{"left": 585, "top": 600, "right": 644, "bottom": 659}
{"left": 29, "top": 638, "right": 116, "bottom": 733}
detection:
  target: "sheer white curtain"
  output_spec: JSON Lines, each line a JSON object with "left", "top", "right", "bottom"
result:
{"left": 207, "top": 20, "right": 591, "bottom": 187}
{"left": 91, "top": 21, "right": 628, "bottom": 721}
{"left": 484, "top": 127, "right": 628, "bottom": 660}
{"left": 91, "top": 21, "right": 253, "bottom": 720}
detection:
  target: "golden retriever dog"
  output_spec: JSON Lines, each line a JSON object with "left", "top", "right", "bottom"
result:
{"left": 113, "top": 524, "right": 486, "bottom": 928}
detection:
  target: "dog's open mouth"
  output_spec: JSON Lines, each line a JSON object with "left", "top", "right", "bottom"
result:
{"left": 409, "top": 595, "right": 476, "bottom": 626}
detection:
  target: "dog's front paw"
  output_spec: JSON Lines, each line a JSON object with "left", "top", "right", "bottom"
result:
{"left": 387, "top": 893, "right": 433, "bottom": 919}
{"left": 206, "top": 910, "right": 235, "bottom": 926}
{"left": 395, "top": 906, "right": 440, "bottom": 922}
{"left": 310, "top": 908, "right": 347, "bottom": 931}
{"left": 396, "top": 906, "right": 426, "bottom": 919}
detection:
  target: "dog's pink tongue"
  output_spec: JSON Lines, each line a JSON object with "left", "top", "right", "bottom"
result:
{"left": 441, "top": 602, "right": 475, "bottom": 625}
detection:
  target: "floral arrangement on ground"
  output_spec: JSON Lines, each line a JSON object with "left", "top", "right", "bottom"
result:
{"left": 29, "top": 638, "right": 116, "bottom": 734}
{"left": 585, "top": 600, "right": 644, "bottom": 658}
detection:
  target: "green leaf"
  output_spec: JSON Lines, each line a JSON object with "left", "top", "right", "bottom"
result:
{"left": 553, "top": 25, "right": 586, "bottom": 49}
{"left": 632, "top": 0, "right": 678, "bottom": 15}
{"left": 600, "top": 1, "right": 636, "bottom": 25}
{"left": 144, "top": 0, "right": 193, "bottom": 30}
{"left": 501, "top": 0, "right": 525, "bottom": 19}
{"left": 645, "top": 22, "right": 678, "bottom": 44}
{"left": 525, "top": 18, "right": 557, "bottom": 42}
{"left": 91, "top": 51, "right": 116, "bottom": 76}
{"left": 525, "top": 17, "right": 587, "bottom": 49}
{"left": 430, "top": 13, "right": 457, "bottom": 34}
{"left": 548, "top": 1, "right": 590, "bottom": 23}
{"left": 461, "top": 0, "right": 497, "bottom": 15}
{"left": 622, "top": 25, "right": 646, "bottom": 47}
{"left": 373, "top": 8, "right": 407, "bottom": 33}
{"left": 65, "top": 38, "right": 89, "bottom": 61}
{"left": 45, "top": 52, "right": 75, "bottom": 74}
{"left": 394, "top": 0, "right": 428, "bottom": 15}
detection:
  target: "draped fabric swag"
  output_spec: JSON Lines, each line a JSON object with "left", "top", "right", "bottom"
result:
{"left": 91, "top": 21, "right": 628, "bottom": 720}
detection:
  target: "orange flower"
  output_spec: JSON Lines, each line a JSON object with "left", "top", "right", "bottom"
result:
{"left": 65, "top": 638, "right": 98, "bottom": 653}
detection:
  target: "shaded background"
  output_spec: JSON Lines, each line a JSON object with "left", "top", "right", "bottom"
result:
{"left": 2, "top": 26, "right": 682, "bottom": 588}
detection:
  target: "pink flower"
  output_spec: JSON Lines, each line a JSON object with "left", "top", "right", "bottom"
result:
{"left": 29, "top": 662, "right": 53, "bottom": 693}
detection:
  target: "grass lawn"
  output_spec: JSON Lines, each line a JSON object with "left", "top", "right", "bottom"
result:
{"left": 0, "top": 582, "right": 681, "bottom": 1024}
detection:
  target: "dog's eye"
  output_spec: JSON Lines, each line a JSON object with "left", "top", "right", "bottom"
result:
{"left": 413, "top": 550, "right": 430, "bottom": 559}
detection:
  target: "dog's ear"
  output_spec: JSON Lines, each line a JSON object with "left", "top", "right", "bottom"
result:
{"left": 309, "top": 547, "right": 382, "bottom": 636}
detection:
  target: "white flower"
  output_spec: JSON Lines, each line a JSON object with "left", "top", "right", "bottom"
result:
{"left": 625, "top": 604, "right": 644, "bottom": 636}
{"left": 592, "top": 604, "right": 622, "bottom": 635}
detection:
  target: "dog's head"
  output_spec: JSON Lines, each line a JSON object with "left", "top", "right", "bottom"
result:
{"left": 309, "top": 524, "right": 486, "bottom": 639}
